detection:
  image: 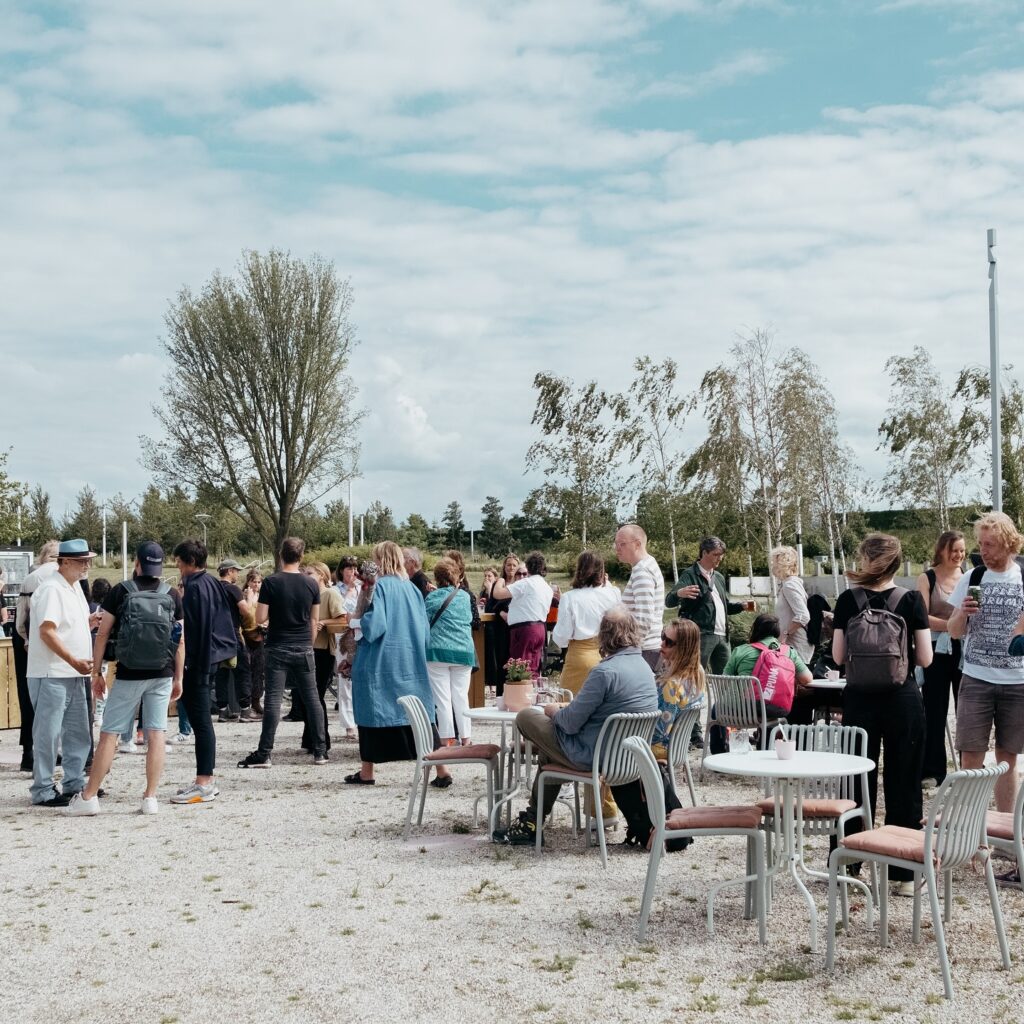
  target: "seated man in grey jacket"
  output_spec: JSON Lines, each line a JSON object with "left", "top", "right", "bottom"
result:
{"left": 493, "top": 606, "right": 658, "bottom": 845}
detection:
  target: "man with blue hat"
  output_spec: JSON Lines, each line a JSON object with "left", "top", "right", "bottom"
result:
{"left": 26, "top": 539, "right": 97, "bottom": 807}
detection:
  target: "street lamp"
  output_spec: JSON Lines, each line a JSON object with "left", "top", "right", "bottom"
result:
{"left": 195, "top": 513, "right": 211, "bottom": 548}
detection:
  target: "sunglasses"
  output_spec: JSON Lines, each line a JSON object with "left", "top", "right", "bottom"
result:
{"left": 514, "top": 571, "right": 528, "bottom": 578}
{"left": 660, "top": 632, "right": 676, "bottom": 647}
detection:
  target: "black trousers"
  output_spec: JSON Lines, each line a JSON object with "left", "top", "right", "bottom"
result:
{"left": 303, "top": 649, "right": 334, "bottom": 751}
{"left": 214, "top": 642, "right": 253, "bottom": 711}
{"left": 181, "top": 669, "right": 217, "bottom": 777}
{"left": 12, "top": 630, "right": 32, "bottom": 756}
{"left": 841, "top": 681, "right": 925, "bottom": 882}
{"left": 921, "top": 644, "right": 961, "bottom": 783}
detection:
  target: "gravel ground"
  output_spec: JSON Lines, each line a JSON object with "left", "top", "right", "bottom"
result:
{"left": 1, "top": 718, "right": 1021, "bottom": 1024}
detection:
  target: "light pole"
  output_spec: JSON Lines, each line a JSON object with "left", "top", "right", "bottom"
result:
{"left": 195, "top": 513, "right": 211, "bottom": 548}
{"left": 988, "top": 228, "right": 1002, "bottom": 512}
{"left": 347, "top": 477, "right": 354, "bottom": 548}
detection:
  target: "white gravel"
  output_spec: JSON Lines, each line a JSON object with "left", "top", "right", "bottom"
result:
{"left": 1, "top": 718, "right": 1020, "bottom": 1024}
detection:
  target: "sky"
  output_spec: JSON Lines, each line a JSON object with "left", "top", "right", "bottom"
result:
{"left": 3, "top": 0, "right": 1024, "bottom": 529}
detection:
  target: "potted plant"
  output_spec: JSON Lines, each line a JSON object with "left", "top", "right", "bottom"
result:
{"left": 502, "top": 658, "right": 535, "bottom": 711}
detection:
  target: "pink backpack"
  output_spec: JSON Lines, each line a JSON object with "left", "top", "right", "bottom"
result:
{"left": 749, "top": 642, "right": 796, "bottom": 713}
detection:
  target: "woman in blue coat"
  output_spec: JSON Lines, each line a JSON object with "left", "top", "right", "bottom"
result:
{"left": 346, "top": 541, "right": 443, "bottom": 785}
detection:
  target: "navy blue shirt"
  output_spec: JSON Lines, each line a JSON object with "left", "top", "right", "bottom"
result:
{"left": 182, "top": 569, "right": 237, "bottom": 676}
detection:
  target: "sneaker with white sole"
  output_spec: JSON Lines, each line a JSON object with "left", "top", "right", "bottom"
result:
{"left": 65, "top": 792, "right": 100, "bottom": 816}
{"left": 893, "top": 880, "right": 919, "bottom": 898}
{"left": 170, "top": 782, "right": 219, "bottom": 805}
{"left": 118, "top": 741, "right": 140, "bottom": 755}
{"left": 171, "top": 733, "right": 193, "bottom": 744}
{"left": 141, "top": 796, "right": 159, "bottom": 815}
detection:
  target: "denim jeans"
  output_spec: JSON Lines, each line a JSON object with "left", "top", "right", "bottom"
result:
{"left": 215, "top": 642, "right": 252, "bottom": 711}
{"left": 176, "top": 695, "right": 193, "bottom": 736}
{"left": 27, "top": 676, "right": 92, "bottom": 803}
{"left": 180, "top": 669, "right": 217, "bottom": 776}
{"left": 259, "top": 646, "right": 325, "bottom": 757}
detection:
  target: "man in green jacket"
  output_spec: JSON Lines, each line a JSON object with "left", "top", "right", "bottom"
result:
{"left": 666, "top": 536, "right": 751, "bottom": 673}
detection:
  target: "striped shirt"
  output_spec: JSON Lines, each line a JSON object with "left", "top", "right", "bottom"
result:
{"left": 623, "top": 554, "right": 665, "bottom": 651}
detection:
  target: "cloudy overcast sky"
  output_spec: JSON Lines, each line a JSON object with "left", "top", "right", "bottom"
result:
{"left": 3, "top": 0, "right": 1023, "bottom": 528}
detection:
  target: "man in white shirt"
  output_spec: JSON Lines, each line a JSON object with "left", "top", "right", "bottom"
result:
{"left": 615, "top": 524, "right": 665, "bottom": 670}
{"left": 26, "top": 539, "right": 97, "bottom": 807}
{"left": 949, "top": 512, "right": 1024, "bottom": 816}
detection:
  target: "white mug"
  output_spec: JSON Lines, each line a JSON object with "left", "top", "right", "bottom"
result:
{"left": 774, "top": 738, "right": 796, "bottom": 760}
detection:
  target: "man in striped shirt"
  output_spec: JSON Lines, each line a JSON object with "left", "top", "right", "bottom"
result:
{"left": 615, "top": 524, "right": 665, "bottom": 670}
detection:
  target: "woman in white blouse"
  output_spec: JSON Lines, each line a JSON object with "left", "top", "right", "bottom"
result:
{"left": 771, "top": 546, "right": 812, "bottom": 662}
{"left": 552, "top": 551, "right": 622, "bottom": 695}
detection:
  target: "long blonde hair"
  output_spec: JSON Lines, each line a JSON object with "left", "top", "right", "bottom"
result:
{"left": 660, "top": 619, "right": 705, "bottom": 697}
{"left": 847, "top": 533, "right": 902, "bottom": 588}
{"left": 374, "top": 541, "right": 407, "bottom": 578}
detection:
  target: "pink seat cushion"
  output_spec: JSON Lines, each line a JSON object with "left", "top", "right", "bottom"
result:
{"left": 757, "top": 797, "right": 857, "bottom": 818}
{"left": 666, "top": 805, "right": 763, "bottom": 830}
{"left": 986, "top": 811, "right": 1017, "bottom": 842}
{"left": 841, "top": 825, "right": 926, "bottom": 862}
{"left": 425, "top": 743, "right": 499, "bottom": 761}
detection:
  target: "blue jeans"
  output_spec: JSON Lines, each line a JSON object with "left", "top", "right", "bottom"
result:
{"left": 27, "top": 676, "right": 92, "bottom": 803}
{"left": 176, "top": 693, "right": 193, "bottom": 736}
{"left": 258, "top": 646, "right": 325, "bottom": 757}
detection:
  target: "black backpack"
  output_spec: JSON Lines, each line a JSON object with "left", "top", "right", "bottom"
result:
{"left": 114, "top": 581, "right": 177, "bottom": 671}
{"left": 844, "top": 587, "right": 909, "bottom": 692}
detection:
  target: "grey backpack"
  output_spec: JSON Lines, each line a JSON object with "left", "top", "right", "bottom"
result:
{"left": 114, "top": 581, "right": 177, "bottom": 671}
{"left": 844, "top": 587, "right": 909, "bottom": 691}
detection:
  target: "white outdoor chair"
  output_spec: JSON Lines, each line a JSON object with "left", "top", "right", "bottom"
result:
{"left": 826, "top": 762, "right": 1010, "bottom": 1000}
{"left": 626, "top": 737, "right": 767, "bottom": 944}
{"left": 397, "top": 695, "right": 500, "bottom": 840}
{"left": 701, "top": 674, "right": 778, "bottom": 780}
{"left": 760, "top": 723, "right": 876, "bottom": 911}
{"left": 984, "top": 772, "right": 1024, "bottom": 887}
{"left": 665, "top": 703, "right": 704, "bottom": 807}
{"left": 534, "top": 711, "right": 659, "bottom": 868}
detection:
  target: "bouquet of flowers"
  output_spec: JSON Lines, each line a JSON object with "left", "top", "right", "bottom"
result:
{"left": 504, "top": 657, "right": 534, "bottom": 682}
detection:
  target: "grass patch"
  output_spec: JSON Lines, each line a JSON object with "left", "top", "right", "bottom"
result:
{"left": 754, "top": 961, "right": 812, "bottom": 983}
{"left": 451, "top": 820, "right": 472, "bottom": 834}
{"left": 690, "top": 994, "right": 720, "bottom": 1012}
{"left": 465, "top": 879, "right": 519, "bottom": 905}
{"left": 577, "top": 913, "right": 595, "bottom": 931}
{"left": 535, "top": 954, "right": 577, "bottom": 974}
{"left": 615, "top": 980, "right": 641, "bottom": 992}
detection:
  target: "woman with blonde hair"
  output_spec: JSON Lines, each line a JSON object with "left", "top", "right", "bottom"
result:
{"left": 771, "top": 545, "right": 812, "bottom": 662}
{"left": 487, "top": 554, "right": 519, "bottom": 694}
{"left": 552, "top": 551, "right": 621, "bottom": 695}
{"left": 347, "top": 541, "right": 436, "bottom": 785}
{"left": 832, "top": 533, "right": 932, "bottom": 896}
{"left": 651, "top": 619, "right": 706, "bottom": 760}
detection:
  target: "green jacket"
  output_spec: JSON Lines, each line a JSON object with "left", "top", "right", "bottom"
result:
{"left": 665, "top": 561, "right": 745, "bottom": 634}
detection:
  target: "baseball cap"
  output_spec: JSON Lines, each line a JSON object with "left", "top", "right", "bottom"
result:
{"left": 218, "top": 558, "right": 243, "bottom": 573}
{"left": 136, "top": 541, "right": 165, "bottom": 576}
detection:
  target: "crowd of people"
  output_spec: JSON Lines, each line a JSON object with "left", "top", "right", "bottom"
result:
{"left": 7, "top": 514, "right": 1024, "bottom": 892}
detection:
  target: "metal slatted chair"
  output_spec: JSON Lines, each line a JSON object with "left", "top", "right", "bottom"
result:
{"left": 397, "top": 695, "right": 500, "bottom": 840}
{"left": 826, "top": 762, "right": 1011, "bottom": 1000}
{"left": 984, "top": 774, "right": 1024, "bottom": 890}
{"left": 626, "top": 737, "right": 767, "bottom": 944}
{"left": 701, "top": 674, "right": 771, "bottom": 780}
{"left": 665, "top": 703, "right": 704, "bottom": 807}
{"left": 534, "top": 711, "right": 659, "bottom": 868}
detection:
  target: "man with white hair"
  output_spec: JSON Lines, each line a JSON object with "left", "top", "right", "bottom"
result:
{"left": 403, "top": 547, "right": 431, "bottom": 598}
{"left": 614, "top": 524, "right": 665, "bottom": 671}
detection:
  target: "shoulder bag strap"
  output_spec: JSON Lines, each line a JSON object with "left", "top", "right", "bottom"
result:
{"left": 429, "top": 588, "right": 460, "bottom": 630}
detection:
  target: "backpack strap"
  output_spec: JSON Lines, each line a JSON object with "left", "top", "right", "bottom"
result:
{"left": 123, "top": 580, "right": 139, "bottom": 595}
{"left": 884, "top": 586, "right": 907, "bottom": 613}
{"left": 850, "top": 587, "right": 870, "bottom": 614}
{"left": 925, "top": 568, "right": 936, "bottom": 597}
{"left": 969, "top": 564, "right": 986, "bottom": 588}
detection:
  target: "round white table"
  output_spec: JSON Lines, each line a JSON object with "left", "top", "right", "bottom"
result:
{"left": 467, "top": 707, "right": 543, "bottom": 831}
{"left": 808, "top": 678, "right": 846, "bottom": 691}
{"left": 703, "top": 749, "right": 875, "bottom": 952}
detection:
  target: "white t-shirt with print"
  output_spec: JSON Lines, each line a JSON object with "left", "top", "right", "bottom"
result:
{"left": 950, "top": 563, "right": 1024, "bottom": 685}
{"left": 507, "top": 574, "right": 554, "bottom": 626}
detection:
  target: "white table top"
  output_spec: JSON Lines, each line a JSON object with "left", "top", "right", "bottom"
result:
{"left": 467, "top": 707, "right": 546, "bottom": 724}
{"left": 703, "top": 749, "right": 874, "bottom": 779}
{"left": 808, "top": 678, "right": 846, "bottom": 691}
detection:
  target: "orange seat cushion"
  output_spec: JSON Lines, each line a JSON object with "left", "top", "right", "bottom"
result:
{"left": 757, "top": 797, "right": 857, "bottom": 818}
{"left": 425, "top": 743, "right": 499, "bottom": 761}
{"left": 986, "top": 811, "right": 1017, "bottom": 842}
{"left": 666, "top": 805, "right": 763, "bottom": 830}
{"left": 540, "top": 764, "right": 591, "bottom": 778}
{"left": 841, "top": 825, "right": 926, "bottom": 862}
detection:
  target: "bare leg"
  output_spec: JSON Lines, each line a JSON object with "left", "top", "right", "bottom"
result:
{"left": 360, "top": 760, "right": 375, "bottom": 781}
{"left": 144, "top": 729, "right": 166, "bottom": 798}
{"left": 994, "top": 750, "right": 1018, "bottom": 813}
{"left": 83, "top": 733, "right": 118, "bottom": 800}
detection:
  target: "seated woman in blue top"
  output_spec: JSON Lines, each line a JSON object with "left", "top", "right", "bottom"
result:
{"left": 424, "top": 558, "right": 476, "bottom": 789}
{"left": 651, "top": 618, "right": 706, "bottom": 761}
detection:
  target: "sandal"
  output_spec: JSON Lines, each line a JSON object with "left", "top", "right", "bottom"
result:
{"left": 343, "top": 772, "right": 375, "bottom": 785}
{"left": 430, "top": 775, "right": 453, "bottom": 789}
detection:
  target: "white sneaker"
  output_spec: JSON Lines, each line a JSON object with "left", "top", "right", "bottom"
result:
{"left": 171, "top": 733, "right": 193, "bottom": 745}
{"left": 170, "top": 782, "right": 219, "bottom": 805}
{"left": 164, "top": 743, "right": 173, "bottom": 753}
{"left": 65, "top": 792, "right": 100, "bottom": 816}
{"left": 894, "top": 880, "right": 919, "bottom": 898}
{"left": 141, "top": 796, "right": 159, "bottom": 815}
{"left": 118, "top": 741, "right": 139, "bottom": 754}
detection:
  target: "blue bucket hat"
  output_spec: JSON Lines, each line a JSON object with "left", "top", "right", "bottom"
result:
{"left": 58, "top": 538, "right": 97, "bottom": 559}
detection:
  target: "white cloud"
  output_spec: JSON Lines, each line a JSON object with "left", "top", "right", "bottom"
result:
{"left": 638, "top": 49, "right": 784, "bottom": 99}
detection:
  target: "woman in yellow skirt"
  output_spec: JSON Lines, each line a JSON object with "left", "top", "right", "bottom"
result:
{"left": 552, "top": 551, "right": 623, "bottom": 824}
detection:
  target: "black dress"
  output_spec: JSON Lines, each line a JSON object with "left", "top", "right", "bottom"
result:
{"left": 487, "top": 581, "right": 512, "bottom": 696}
